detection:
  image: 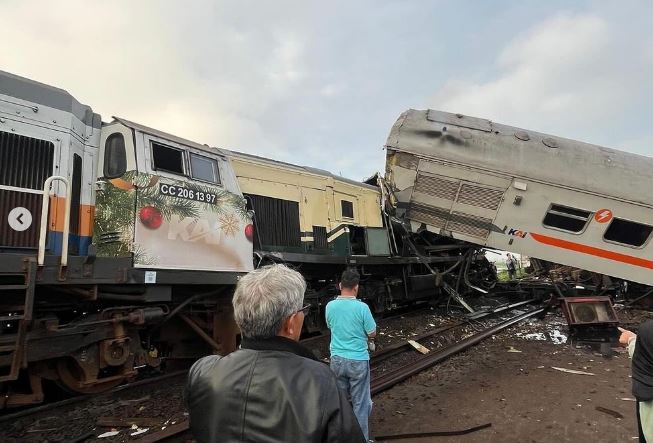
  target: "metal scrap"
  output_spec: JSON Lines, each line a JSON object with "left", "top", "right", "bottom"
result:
{"left": 595, "top": 406, "right": 624, "bottom": 419}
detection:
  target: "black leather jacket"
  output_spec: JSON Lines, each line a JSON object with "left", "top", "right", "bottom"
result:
{"left": 186, "top": 336, "right": 366, "bottom": 443}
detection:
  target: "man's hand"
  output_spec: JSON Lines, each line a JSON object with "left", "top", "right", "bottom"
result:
{"left": 618, "top": 327, "right": 636, "bottom": 347}
{"left": 367, "top": 340, "right": 376, "bottom": 353}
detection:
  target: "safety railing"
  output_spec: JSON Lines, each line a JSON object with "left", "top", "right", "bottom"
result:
{"left": 37, "top": 176, "right": 71, "bottom": 267}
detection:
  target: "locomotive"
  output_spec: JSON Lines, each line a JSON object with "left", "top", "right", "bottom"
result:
{"left": 0, "top": 71, "right": 492, "bottom": 407}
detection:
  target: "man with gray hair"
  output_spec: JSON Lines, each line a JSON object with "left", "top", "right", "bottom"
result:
{"left": 186, "top": 264, "right": 365, "bottom": 443}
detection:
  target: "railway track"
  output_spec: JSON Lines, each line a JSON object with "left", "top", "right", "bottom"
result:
{"left": 2, "top": 300, "right": 541, "bottom": 442}
{"left": 371, "top": 306, "right": 545, "bottom": 395}
{"left": 370, "top": 298, "right": 535, "bottom": 369}
{"left": 125, "top": 302, "right": 543, "bottom": 443}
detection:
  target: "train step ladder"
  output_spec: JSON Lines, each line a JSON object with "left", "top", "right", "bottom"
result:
{"left": 0, "top": 259, "right": 37, "bottom": 382}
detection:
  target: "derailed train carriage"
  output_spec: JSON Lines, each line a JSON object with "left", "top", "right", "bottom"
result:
{"left": 0, "top": 71, "right": 493, "bottom": 407}
{"left": 385, "top": 109, "right": 653, "bottom": 293}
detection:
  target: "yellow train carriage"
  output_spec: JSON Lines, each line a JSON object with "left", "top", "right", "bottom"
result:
{"left": 227, "top": 150, "right": 387, "bottom": 258}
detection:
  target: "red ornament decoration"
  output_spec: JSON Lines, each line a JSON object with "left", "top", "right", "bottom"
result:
{"left": 244, "top": 224, "right": 254, "bottom": 242}
{"left": 139, "top": 206, "right": 163, "bottom": 229}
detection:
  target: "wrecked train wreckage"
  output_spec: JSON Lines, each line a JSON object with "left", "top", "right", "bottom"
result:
{"left": 384, "top": 109, "right": 653, "bottom": 304}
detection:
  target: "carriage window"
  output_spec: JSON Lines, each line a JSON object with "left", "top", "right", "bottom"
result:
{"left": 104, "top": 133, "right": 126, "bottom": 178}
{"left": 341, "top": 200, "right": 354, "bottom": 218}
{"left": 604, "top": 218, "right": 653, "bottom": 247}
{"left": 190, "top": 153, "right": 220, "bottom": 184}
{"left": 542, "top": 204, "right": 591, "bottom": 233}
{"left": 152, "top": 142, "right": 184, "bottom": 174}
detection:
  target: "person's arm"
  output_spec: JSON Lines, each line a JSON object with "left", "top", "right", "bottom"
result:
{"left": 619, "top": 327, "right": 637, "bottom": 358}
{"left": 362, "top": 305, "right": 376, "bottom": 337}
{"left": 325, "top": 304, "right": 332, "bottom": 330}
{"left": 362, "top": 305, "right": 377, "bottom": 351}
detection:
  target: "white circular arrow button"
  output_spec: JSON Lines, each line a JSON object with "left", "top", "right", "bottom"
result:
{"left": 8, "top": 207, "right": 32, "bottom": 232}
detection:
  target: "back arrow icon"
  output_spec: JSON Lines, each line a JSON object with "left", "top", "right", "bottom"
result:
{"left": 8, "top": 207, "right": 32, "bottom": 232}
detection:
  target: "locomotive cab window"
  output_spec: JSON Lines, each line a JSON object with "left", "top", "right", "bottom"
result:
{"left": 152, "top": 142, "right": 184, "bottom": 174}
{"left": 341, "top": 200, "right": 354, "bottom": 219}
{"left": 542, "top": 204, "right": 591, "bottom": 233}
{"left": 104, "top": 133, "right": 126, "bottom": 178}
{"left": 190, "top": 153, "right": 220, "bottom": 184}
{"left": 603, "top": 218, "right": 653, "bottom": 248}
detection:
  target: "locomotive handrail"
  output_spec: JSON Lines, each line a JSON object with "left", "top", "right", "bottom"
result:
{"left": 38, "top": 176, "right": 71, "bottom": 267}
{"left": 0, "top": 184, "right": 43, "bottom": 195}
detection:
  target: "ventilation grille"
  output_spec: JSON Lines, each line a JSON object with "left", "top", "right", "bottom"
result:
{"left": 246, "top": 193, "right": 300, "bottom": 248}
{"left": 407, "top": 204, "right": 493, "bottom": 239}
{"left": 0, "top": 131, "right": 54, "bottom": 190}
{"left": 406, "top": 203, "right": 449, "bottom": 229}
{"left": 446, "top": 211, "right": 492, "bottom": 239}
{"left": 313, "top": 226, "right": 327, "bottom": 249}
{"left": 457, "top": 184, "right": 504, "bottom": 210}
{"left": 414, "top": 174, "right": 459, "bottom": 200}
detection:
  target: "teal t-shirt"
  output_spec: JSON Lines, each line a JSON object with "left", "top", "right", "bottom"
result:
{"left": 326, "top": 297, "right": 376, "bottom": 361}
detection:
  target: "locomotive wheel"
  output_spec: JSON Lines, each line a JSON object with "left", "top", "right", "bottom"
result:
{"left": 55, "top": 358, "right": 126, "bottom": 395}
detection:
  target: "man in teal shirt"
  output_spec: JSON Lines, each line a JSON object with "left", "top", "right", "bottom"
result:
{"left": 326, "top": 268, "right": 377, "bottom": 442}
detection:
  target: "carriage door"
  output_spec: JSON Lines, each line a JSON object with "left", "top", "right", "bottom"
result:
{"left": 0, "top": 130, "right": 56, "bottom": 250}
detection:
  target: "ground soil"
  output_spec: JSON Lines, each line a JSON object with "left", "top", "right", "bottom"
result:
{"left": 4, "top": 306, "right": 652, "bottom": 442}
{"left": 370, "top": 307, "right": 653, "bottom": 443}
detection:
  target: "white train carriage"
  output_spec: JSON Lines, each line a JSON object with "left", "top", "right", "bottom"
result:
{"left": 385, "top": 109, "right": 653, "bottom": 286}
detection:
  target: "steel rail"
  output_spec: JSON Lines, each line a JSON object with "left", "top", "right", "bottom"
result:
{"left": 371, "top": 307, "right": 545, "bottom": 395}
{"left": 370, "top": 322, "right": 461, "bottom": 367}
{"left": 370, "top": 298, "right": 535, "bottom": 367}
{"left": 133, "top": 305, "right": 541, "bottom": 442}
{"left": 0, "top": 370, "right": 188, "bottom": 423}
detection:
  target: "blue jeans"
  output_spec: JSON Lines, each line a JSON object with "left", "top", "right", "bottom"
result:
{"left": 330, "top": 355, "right": 372, "bottom": 440}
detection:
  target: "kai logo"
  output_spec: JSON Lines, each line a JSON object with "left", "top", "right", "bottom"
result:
{"left": 594, "top": 209, "right": 613, "bottom": 224}
{"left": 167, "top": 216, "right": 223, "bottom": 245}
{"left": 507, "top": 228, "right": 528, "bottom": 238}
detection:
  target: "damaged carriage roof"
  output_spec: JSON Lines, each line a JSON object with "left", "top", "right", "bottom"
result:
{"left": 386, "top": 109, "right": 653, "bottom": 207}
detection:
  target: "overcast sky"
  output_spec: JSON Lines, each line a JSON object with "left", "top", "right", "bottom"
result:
{"left": 2, "top": 1, "right": 652, "bottom": 180}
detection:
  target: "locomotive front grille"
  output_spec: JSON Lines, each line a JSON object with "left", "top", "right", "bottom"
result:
{"left": 0, "top": 130, "right": 54, "bottom": 248}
